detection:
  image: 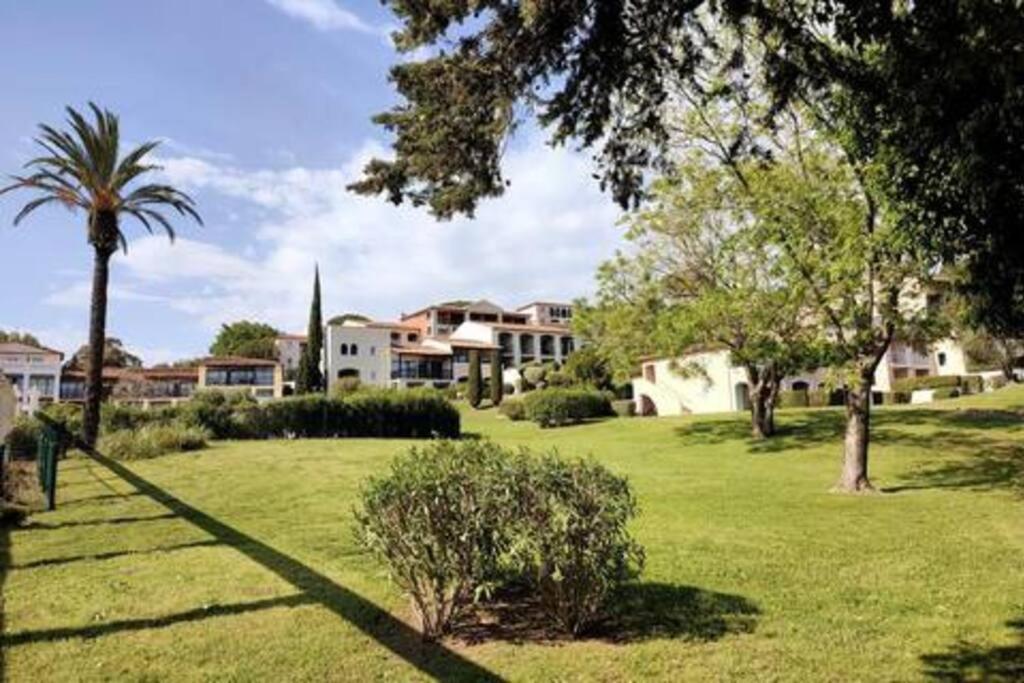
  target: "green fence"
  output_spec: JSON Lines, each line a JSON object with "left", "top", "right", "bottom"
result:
{"left": 35, "top": 414, "right": 68, "bottom": 511}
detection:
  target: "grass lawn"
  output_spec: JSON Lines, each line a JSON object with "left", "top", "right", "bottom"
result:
{"left": 2, "top": 387, "right": 1023, "bottom": 681}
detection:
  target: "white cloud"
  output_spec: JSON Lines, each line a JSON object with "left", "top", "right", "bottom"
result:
{"left": 265, "top": 0, "right": 376, "bottom": 34}
{"left": 51, "top": 135, "right": 624, "bottom": 351}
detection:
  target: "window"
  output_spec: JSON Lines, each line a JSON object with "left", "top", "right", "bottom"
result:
{"left": 340, "top": 343, "right": 349, "bottom": 356}
{"left": 28, "top": 375, "right": 55, "bottom": 396}
{"left": 453, "top": 349, "right": 469, "bottom": 363}
{"left": 370, "top": 346, "right": 376, "bottom": 356}
{"left": 337, "top": 368, "right": 360, "bottom": 379}
{"left": 644, "top": 364, "right": 656, "bottom": 383}
{"left": 407, "top": 333, "right": 419, "bottom": 343}
{"left": 938, "top": 352, "right": 947, "bottom": 367}
{"left": 792, "top": 380, "right": 810, "bottom": 391}
{"left": 351, "top": 344, "right": 359, "bottom": 356}
{"left": 205, "top": 367, "right": 274, "bottom": 387}
{"left": 391, "top": 332, "right": 400, "bottom": 342}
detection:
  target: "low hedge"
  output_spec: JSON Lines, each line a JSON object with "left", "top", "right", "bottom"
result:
{"left": 891, "top": 375, "right": 961, "bottom": 394}
{"left": 931, "top": 387, "right": 961, "bottom": 400}
{"left": 522, "top": 388, "right": 612, "bottom": 428}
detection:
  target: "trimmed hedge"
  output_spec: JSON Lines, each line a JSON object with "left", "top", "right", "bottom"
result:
{"left": 229, "top": 389, "right": 460, "bottom": 439}
{"left": 779, "top": 389, "right": 809, "bottom": 408}
{"left": 891, "top": 375, "right": 961, "bottom": 394}
{"left": 931, "top": 387, "right": 961, "bottom": 400}
{"left": 522, "top": 388, "right": 612, "bottom": 428}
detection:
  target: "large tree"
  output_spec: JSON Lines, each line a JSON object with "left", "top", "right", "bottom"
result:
{"left": 209, "top": 321, "right": 280, "bottom": 360}
{"left": 353, "top": 1, "right": 1024, "bottom": 333}
{"left": 296, "top": 266, "right": 324, "bottom": 394}
{"left": 69, "top": 337, "right": 143, "bottom": 370}
{"left": 591, "top": 160, "right": 818, "bottom": 439}
{"left": 1, "top": 104, "right": 200, "bottom": 446}
{"left": 0, "top": 330, "right": 42, "bottom": 347}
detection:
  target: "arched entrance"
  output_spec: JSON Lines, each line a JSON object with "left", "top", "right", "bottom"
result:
{"left": 639, "top": 395, "right": 657, "bottom": 416}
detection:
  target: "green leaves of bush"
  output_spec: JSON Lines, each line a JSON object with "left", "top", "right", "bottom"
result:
{"left": 522, "top": 388, "right": 612, "bottom": 427}
{"left": 355, "top": 440, "right": 644, "bottom": 640}
{"left": 99, "top": 424, "right": 209, "bottom": 460}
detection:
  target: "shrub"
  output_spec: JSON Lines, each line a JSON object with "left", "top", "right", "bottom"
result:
{"left": 41, "top": 403, "right": 83, "bottom": 438}
{"left": 961, "top": 375, "right": 985, "bottom": 395}
{"left": 888, "top": 391, "right": 911, "bottom": 404}
{"left": 611, "top": 399, "right": 635, "bottom": 417}
{"left": 498, "top": 398, "right": 526, "bottom": 421}
{"left": 355, "top": 440, "right": 523, "bottom": 640}
{"left": 510, "top": 455, "right": 645, "bottom": 635}
{"left": 355, "top": 441, "right": 645, "bottom": 640}
{"left": 489, "top": 351, "right": 504, "bottom": 406}
{"left": 101, "top": 403, "right": 180, "bottom": 434}
{"left": 931, "top": 387, "right": 961, "bottom": 400}
{"left": 99, "top": 423, "right": 209, "bottom": 460}
{"left": 178, "top": 390, "right": 257, "bottom": 439}
{"left": 521, "top": 364, "right": 548, "bottom": 391}
{"left": 988, "top": 375, "right": 1009, "bottom": 391}
{"left": 331, "top": 377, "right": 362, "bottom": 397}
{"left": 545, "top": 370, "right": 573, "bottom": 388}
{"left": 891, "top": 374, "right": 961, "bottom": 394}
{"left": 778, "top": 389, "right": 809, "bottom": 408}
{"left": 522, "top": 388, "right": 612, "bottom": 428}
{"left": 4, "top": 416, "right": 40, "bottom": 460}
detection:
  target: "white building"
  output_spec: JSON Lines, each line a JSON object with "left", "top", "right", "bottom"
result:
{"left": 517, "top": 301, "right": 575, "bottom": 326}
{"left": 325, "top": 300, "right": 581, "bottom": 393}
{"left": 632, "top": 338, "right": 969, "bottom": 417}
{"left": 0, "top": 341, "right": 63, "bottom": 413}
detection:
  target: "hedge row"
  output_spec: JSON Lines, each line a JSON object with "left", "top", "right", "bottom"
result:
{"left": 521, "top": 388, "right": 613, "bottom": 428}
{"left": 890, "top": 374, "right": 983, "bottom": 394}
{"left": 777, "top": 388, "right": 846, "bottom": 409}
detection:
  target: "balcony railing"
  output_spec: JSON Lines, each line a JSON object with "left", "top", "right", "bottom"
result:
{"left": 391, "top": 369, "right": 453, "bottom": 380}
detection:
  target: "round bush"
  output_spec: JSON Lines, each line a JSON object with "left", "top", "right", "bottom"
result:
{"left": 611, "top": 399, "right": 636, "bottom": 417}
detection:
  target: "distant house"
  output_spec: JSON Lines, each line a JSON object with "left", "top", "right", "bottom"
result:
{"left": 632, "top": 338, "right": 971, "bottom": 417}
{"left": 61, "top": 366, "right": 199, "bottom": 409}
{"left": 197, "top": 357, "right": 283, "bottom": 400}
{"left": 0, "top": 341, "right": 63, "bottom": 412}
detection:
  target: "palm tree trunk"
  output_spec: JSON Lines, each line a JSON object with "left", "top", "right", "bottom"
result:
{"left": 82, "top": 247, "right": 112, "bottom": 448}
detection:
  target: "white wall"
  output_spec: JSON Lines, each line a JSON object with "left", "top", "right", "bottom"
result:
{"left": 325, "top": 324, "right": 392, "bottom": 390}
{"left": 933, "top": 338, "right": 968, "bottom": 376}
{"left": 632, "top": 351, "right": 749, "bottom": 416}
{"left": 0, "top": 350, "right": 62, "bottom": 413}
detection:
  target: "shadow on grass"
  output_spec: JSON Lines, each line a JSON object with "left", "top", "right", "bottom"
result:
{"left": 17, "top": 511, "right": 178, "bottom": 530}
{"left": 0, "top": 447, "right": 506, "bottom": 682}
{"left": 9, "top": 538, "right": 222, "bottom": 571}
{"left": 675, "top": 410, "right": 845, "bottom": 454}
{"left": 453, "top": 582, "right": 759, "bottom": 646}
{"left": 921, "top": 617, "right": 1024, "bottom": 681}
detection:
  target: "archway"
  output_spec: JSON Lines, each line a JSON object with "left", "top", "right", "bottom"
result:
{"left": 639, "top": 395, "right": 657, "bottom": 417}
{"left": 734, "top": 382, "right": 751, "bottom": 411}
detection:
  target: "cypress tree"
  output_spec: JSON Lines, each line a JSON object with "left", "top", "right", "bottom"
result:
{"left": 296, "top": 265, "right": 324, "bottom": 394}
{"left": 489, "top": 349, "right": 503, "bottom": 406}
{"left": 467, "top": 349, "right": 482, "bottom": 408}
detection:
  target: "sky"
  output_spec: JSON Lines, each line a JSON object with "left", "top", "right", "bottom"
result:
{"left": 0, "top": 0, "right": 624, "bottom": 364}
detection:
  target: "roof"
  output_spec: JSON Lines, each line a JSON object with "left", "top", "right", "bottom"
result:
{"left": 516, "top": 301, "right": 574, "bottom": 310}
{"left": 447, "top": 339, "right": 500, "bottom": 350}
{"left": 392, "top": 344, "right": 452, "bottom": 357}
{"left": 366, "top": 321, "right": 421, "bottom": 332}
{"left": 481, "top": 322, "right": 574, "bottom": 334}
{"left": 62, "top": 367, "right": 199, "bottom": 381}
{"left": 200, "top": 356, "right": 279, "bottom": 367}
{"left": 276, "top": 334, "right": 307, "bottom": 342}
{"left": 0, "top": 341, "right": 64, "bottom": 357}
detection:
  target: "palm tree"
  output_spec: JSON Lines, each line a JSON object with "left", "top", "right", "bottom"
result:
{"left": 1, "top": 104, "right": 201, "bottom": 447}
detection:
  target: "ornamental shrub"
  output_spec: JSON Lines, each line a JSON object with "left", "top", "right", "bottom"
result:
{"left": 355, "top": 441, "right": 645, "bottom": 640}
{"left": 179, "top": 390, "right": 257, "bottom": 439}
{"left": 962, "top": 375, "right": 985, "bottom": 395}
{"left": 931, "top": 386, "right": 961, "bottom": 400}
{"left": 98, "top": 423, "right": 209, "bottom": 460}
{"left": 509, "top": 455, "right": 645, "bottom": 635}
{"left": 489, "top": 351, "right": 504, "bottom": 406}
{"left": 522, "top": 388, "right": 612, "bottom": 428}
{"left": 891, "top": 374, "right": 961, "bottom": 394}
{"left": 354, "top": 440, "right": 525, "bottom": 640}
{"left": 988, "top": 375, "right": 1009, "bottom": 391}
{"left": 4, "top": 416, "right": 40, "bottom": 460}
{"left": 467, "top": 350, "right": 483, "bottom": 408}
{"left": 498, "top": 398, "right": 526, "bottom": 421}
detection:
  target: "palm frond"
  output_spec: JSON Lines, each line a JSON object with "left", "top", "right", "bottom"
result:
{"left": 12, "top": 195, "right": 66, "bottom": 225}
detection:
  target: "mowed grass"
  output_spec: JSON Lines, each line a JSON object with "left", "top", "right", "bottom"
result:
{"left": 2, "top": 387, "right": 1024, "bottom": 681}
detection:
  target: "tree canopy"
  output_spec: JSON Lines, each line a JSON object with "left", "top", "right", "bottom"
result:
{"left": 0, "top": 330, "right": 42, "bottom": 347}
{"left": 69, "top": 337, "right": 143, "bottom": 369}
{"left": 209, "top": 321, "right": 281, "bottom": 360}
{"left": 355, "top": 1, "right": 1024, "bottom": 332}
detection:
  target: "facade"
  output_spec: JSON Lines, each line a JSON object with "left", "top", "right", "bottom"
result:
{"left": 197, "top": 357, "right": 283, "bottom": 400}
{"left": 0, "top": 342, "right": 63, "bottom": 413}
{"left": 274, "top": 334, "right": 307, "bottom": 381}
{"left": 61, "top": 366, "right": 199, "bottom": 409}
{"left": 401, "top": 300, "right": 530, "bottom": 338}
{"left": 632, "top": 338, "right": 969, "bottom": 417}
{"left": 516, "top": 301, "right": 575, "bottom": 326}
{"left": 325, "top": 300, "right": 580, "bottom": 393}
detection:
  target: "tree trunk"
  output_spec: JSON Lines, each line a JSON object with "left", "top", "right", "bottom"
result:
{"left": 748, "top": 373, "right": 778, "bottom": 439}
{"left": 835, "top": 376, "right": 874, "bottom": 493}
{"left": 82, "top": 247, "right": 113, "bottom": 448}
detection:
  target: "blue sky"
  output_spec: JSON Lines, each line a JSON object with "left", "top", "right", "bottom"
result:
{"left": 0, "top": 0, "right": 623, "bottom": 364}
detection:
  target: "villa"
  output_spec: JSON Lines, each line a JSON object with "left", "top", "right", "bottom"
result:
{"left": 0, "top": 341, "right": 63, "bottom": 412}
{"left": 274, "top": 333, "right": 307, "bottom": 382}
{"left": 325, "top": 299, "right": 579, "bottom": 392}
{"left": 632, "top": 338, "right": 970, "bottom": 417}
